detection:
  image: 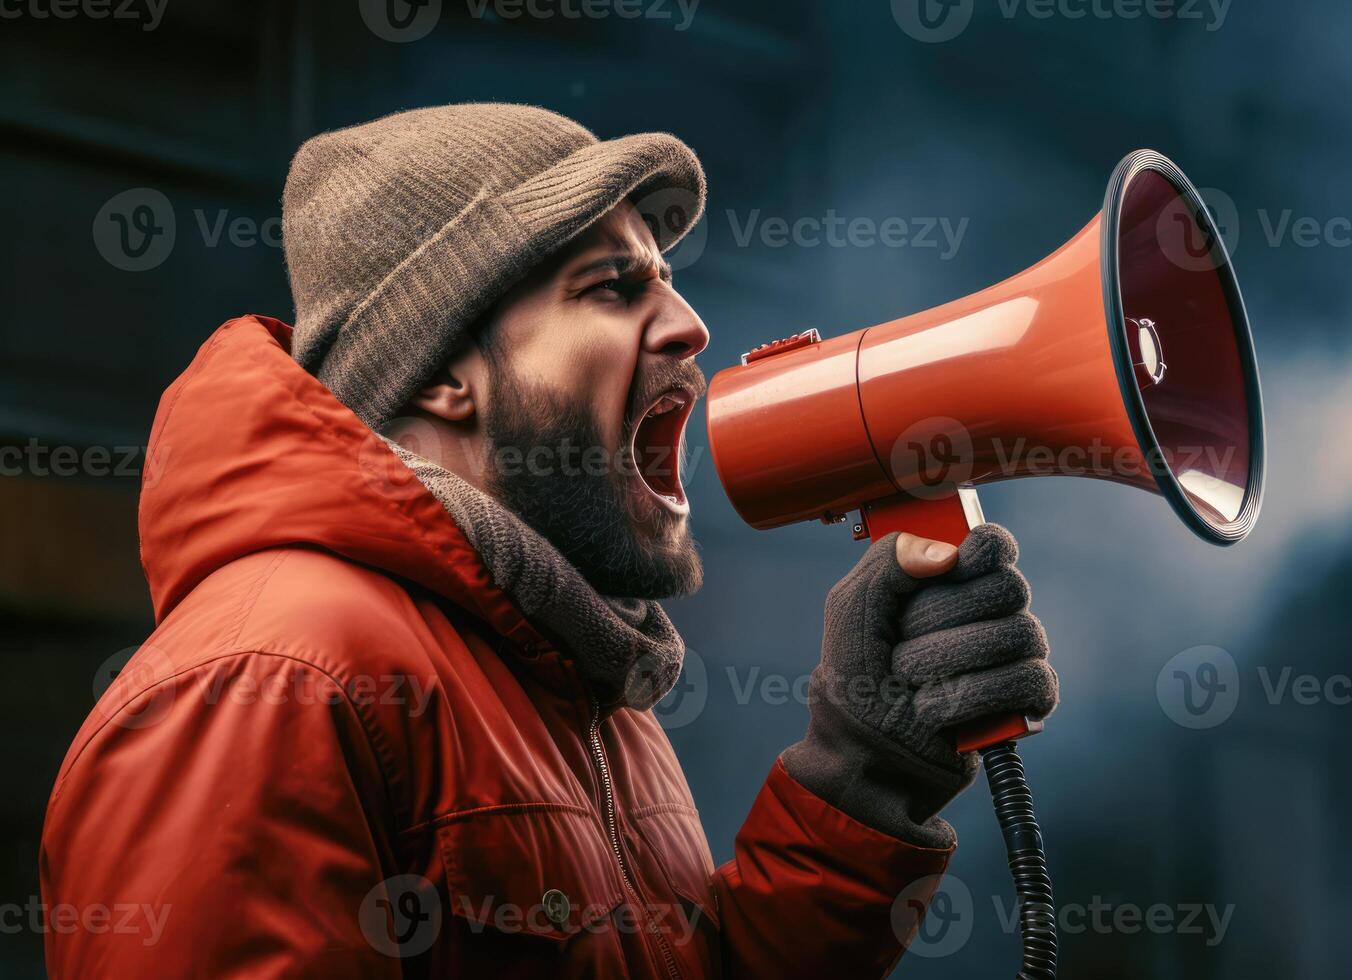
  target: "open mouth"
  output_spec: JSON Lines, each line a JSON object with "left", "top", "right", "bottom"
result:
{"left": 630, "top": 387, "right": 695, "bottom": 515}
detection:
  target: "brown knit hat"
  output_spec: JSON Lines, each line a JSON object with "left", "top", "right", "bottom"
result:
{"left": 284, "top": 102, "right": 706, "bottom": 429}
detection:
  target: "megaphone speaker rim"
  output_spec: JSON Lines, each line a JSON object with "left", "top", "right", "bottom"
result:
{"left": 1100, "top": 149, "right": 1266, "bottom": 546}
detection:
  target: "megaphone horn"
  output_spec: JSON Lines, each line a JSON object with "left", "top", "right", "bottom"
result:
{"left": 708, "top": 149, "right": 1264, "bottom": 563}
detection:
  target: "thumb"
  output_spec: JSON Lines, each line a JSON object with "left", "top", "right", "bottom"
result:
{"left": 895, "top": 533, "right": 959, "bottom": 579}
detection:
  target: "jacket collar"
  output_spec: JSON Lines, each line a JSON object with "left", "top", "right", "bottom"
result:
{"left": 139, "top": 315, "right": 549, "bottom": 658}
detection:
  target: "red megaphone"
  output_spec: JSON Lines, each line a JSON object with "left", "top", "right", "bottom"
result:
{"left": 706, "top": 149, "right": 1266, "bottom": 751}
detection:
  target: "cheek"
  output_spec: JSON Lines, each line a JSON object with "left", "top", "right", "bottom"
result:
{"left": 510, "top": 314, "right": 637, "bottom": 448}
{"left": 573, "top": 333, "right": 637, "bottom": 450}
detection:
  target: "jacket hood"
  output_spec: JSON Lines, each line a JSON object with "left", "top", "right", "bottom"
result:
{"left": 138, "top": 315, "right": 540, "bottom": 648}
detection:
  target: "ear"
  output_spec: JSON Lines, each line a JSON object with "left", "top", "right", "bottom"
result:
{"left": 409, "top": 344, "right": 484, "bottom": 424}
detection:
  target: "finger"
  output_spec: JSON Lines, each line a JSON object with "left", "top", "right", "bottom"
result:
{"left": 900, "top": 567, "right": 1031, "bottom": 638}
{"left": 824, "top": 532, "right": 916, "bottom": 652}
{"left": 946, "top": 523, "right": 1019, "bottom": 583}
{"left": 895, "top": 532, "right": 959, "bottom": 579}
{"left": 911, "top": 658, "right": 1059, "bottom": 731}
{"left": 892, "top": 612, "right": 1048, "bottom": 685}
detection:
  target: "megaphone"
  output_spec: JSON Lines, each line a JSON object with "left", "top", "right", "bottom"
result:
{"left": 705, "top": 150, "right": 1265, "bottom": 977}
{"left": 708, "top": 148, "right": 1264, "bottom": 733}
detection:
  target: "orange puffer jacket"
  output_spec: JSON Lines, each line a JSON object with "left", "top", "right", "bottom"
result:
{"left": 39, "top": 315, "right": 951, "bottom": 978}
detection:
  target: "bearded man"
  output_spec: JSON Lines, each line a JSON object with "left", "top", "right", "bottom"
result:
{"left": 40, "top": 104, "right": 1056, "bottom": 978}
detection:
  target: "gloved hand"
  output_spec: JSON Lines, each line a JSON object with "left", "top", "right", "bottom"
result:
{"left": 781, "top": 524, "right": 1058, "bottom": 849}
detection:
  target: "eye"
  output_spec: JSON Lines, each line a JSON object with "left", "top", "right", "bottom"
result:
{"left": 583, "top": 278, "right": 626, "bottom": 298}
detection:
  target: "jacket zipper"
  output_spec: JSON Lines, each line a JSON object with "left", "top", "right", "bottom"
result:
{"left": 588, "top": 699, "right": 681, "bottom": 980}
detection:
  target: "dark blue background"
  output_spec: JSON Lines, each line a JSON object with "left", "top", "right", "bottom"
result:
{"left": 2, "top": 1, "right": 1348, "bottom": 976}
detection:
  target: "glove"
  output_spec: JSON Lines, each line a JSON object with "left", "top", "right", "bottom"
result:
{"left": 781, "top": 524, "right": 1058, "bottom": 849}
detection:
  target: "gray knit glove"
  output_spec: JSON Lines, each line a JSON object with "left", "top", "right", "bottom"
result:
{"left": 781, "top": 524, "right": 1058, "bottom": 849}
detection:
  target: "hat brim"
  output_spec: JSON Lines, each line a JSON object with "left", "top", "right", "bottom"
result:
{"left": 502, "top": 130, "right": 707, "bottom": 258}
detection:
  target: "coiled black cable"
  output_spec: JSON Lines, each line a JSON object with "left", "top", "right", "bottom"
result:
{"left": 982, "top": 741, "right": 1057, "bottom": 979}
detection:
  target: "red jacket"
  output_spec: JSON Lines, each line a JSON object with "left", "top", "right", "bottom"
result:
{"left": 40, "top": 315, "right": 952, "bottom": 978}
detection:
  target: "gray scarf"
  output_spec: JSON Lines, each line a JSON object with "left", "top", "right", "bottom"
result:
{"left": 382, "top": 436, "right": 685, "bottom": 711}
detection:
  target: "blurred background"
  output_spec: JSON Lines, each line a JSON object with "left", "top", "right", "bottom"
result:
{"left": 2, "top": 1, "right": 1349, "bottom": 976}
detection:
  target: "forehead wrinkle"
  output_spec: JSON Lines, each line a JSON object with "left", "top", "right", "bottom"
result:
{"left": 571, "top": 207, "right": 671, "bottom": 280}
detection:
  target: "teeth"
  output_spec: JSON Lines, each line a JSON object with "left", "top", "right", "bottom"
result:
{"left": 645, "top": 394, "right": 684, "bottom": 418}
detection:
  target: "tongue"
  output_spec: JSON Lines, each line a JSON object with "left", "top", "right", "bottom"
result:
{"left": 634, "top": 409, "right": 684, "bottom": 502}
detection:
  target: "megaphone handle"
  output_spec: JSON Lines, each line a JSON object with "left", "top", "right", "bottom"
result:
{"left": 857, "top": 488, "right": 1045, "bottom": 753}
{"left": 860, "top": 489, "right": 1060, "bottom": 979}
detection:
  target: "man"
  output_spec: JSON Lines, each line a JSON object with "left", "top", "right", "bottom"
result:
{"left": 40, "top": 104, "right": 1056, "bottom": 977}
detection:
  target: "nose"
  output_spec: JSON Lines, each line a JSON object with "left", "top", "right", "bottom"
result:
{"left": 642, "top": 290, "right": 709, "bottom": 360}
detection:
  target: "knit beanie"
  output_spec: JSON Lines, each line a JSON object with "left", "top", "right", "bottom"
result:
{"left": 283, "top": 102, "right": 706, "bottom": 429}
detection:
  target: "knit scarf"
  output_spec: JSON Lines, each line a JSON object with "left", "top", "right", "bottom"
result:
{"left": 382, "top": 436, "right": 685, "bottom": 711}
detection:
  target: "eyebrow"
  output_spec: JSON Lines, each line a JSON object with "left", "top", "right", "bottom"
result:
{"left": 568, "top": 251, "right": 673, "bottom": 284}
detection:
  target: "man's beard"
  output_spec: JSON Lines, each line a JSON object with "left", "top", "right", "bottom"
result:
{"left": 481, "top": 362, "right": 703, "bottom": 600}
